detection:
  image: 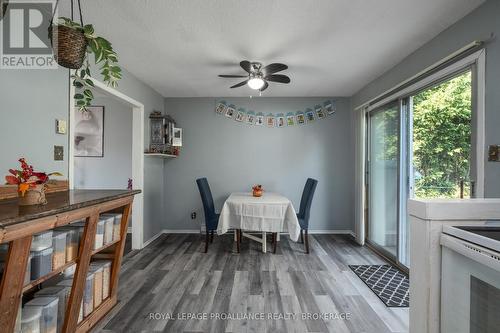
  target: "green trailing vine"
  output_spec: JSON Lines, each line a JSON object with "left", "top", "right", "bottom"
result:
{"left": 56, "top": 17, "right": 122, "bottom": 111}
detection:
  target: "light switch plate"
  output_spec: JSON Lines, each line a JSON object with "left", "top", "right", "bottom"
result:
{"left": 54, "top": 145, "right": 64, "bottom": 161}
{"left": 56, "top": 119, "right": 67, "bottom": 134}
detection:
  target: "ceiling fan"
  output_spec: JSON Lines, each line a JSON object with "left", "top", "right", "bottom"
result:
{"left": 218, "top": 61, "right": 290, "bottom": 92}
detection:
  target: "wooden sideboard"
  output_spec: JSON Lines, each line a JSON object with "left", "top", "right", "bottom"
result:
{"left": 0, "top": 189, "right": 140, "bottom": 333}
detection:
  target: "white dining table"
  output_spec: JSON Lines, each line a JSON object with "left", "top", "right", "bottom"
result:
{"left": 217, "top": 192, "right": 301, "bottom": 252}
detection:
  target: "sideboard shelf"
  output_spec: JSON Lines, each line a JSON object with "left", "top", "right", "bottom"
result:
{"left": 0, "top": 189, "right": 140, "bottom": 333}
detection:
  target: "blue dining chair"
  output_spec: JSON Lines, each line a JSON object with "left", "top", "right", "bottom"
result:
{"left": 297, "top": 178, "right": 318, "bottom": 254}
{"left": 196, "top": 178, "right": 221, "bottom": 253}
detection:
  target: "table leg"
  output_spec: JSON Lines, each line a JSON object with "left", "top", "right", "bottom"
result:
{"left": 262, "top": 232, "right": 267, "bottom": 253}
{"left": 236, "top": 229, "right": 241, "bottom": 253}
{"left": 273, "top": 233, "right": 277, "bottom": 254}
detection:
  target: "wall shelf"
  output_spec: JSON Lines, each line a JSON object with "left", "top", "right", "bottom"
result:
{"left": 144, "top": 153, "right": 177, "bottom": 158}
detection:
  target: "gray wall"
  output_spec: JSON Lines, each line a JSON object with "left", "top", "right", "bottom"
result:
{"left": 0, "top": 66, "right": 165, "bottom": 243}
{"left": 97, "top": 69, "right": 166, "bottom": 243}
{"left": 353, "top": 0, "right": 500, "bottom": 197}
{"left": 0, "top": 68, "right": 69, "bottom": 176}
{"left": 74, "top": 96, "right": 132, "bottom": 190}
{"left": 163, "top": 97, "right": 354, "bottom": 232}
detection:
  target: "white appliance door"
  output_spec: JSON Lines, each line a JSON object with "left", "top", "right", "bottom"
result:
{"left": 441, "top": 235, "right": 500, "bottom": 333}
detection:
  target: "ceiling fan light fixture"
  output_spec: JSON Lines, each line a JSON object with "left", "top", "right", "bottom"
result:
{"left": 247, "top": 77, "right": 265, "bottom": 90}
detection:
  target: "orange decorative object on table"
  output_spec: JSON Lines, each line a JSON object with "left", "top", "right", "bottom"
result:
{"left": 252, "top": 184, "right": 263, "bottom": 197}
{"left": 4, "top": 158, "right": 62, "bottom": 205}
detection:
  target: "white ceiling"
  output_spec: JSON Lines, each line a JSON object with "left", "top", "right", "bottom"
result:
{"left": 67, "top": 0, "right": 484, "bottom": 97}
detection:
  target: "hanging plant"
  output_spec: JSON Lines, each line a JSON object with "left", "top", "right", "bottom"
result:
{"left": 0, "top": 0, "right": 8, "bottom": 20}
{"left": 49, "top": 0, "right": 121, "bottom": 111}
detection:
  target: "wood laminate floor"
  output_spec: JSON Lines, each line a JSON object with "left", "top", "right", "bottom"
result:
{"left": 93, "top": 233, "right": 409, "bottom": 333}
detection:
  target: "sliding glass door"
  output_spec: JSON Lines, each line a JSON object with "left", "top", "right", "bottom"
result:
{"left": 366, "top": 68, "right": 476, "bottom": 269}
{"left": 367, "top": 101, "right": 400, "bottom": 259}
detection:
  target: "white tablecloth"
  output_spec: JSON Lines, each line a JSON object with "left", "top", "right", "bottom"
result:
{"left": 217, "top": 192, "right": 301, "bottom": 242}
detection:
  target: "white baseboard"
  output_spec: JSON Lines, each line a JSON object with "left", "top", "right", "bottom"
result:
{"left": 309, "top": 230, "right": 356, "bottom": 237}
{"left": 140, "top": 229, "right": 356, "bottom": 249}
{"left": 162, "top": 229, "right": 201, "bottom": 234}
{"left": 142, "top": 230, "right": 165, "bottom": 248}
{"left": 159, "top": 229, "right": 355, "bottom": 236}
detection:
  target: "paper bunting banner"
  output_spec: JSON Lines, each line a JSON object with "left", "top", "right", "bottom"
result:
{"left": 255, "top": 112, "right": 264, "bottom": 126}
{"left": 324, "top": 100, "right": 335, "bottom": 114}
{"left": 215, "top": 101, "right": 226, "bottom": 114}
{"left": 315, "top": 105, "right": 325, "bottom": 119}
{"left": 225, "top": 104, "right": 236, "bottom": 118}
{"left": 266, "top": 113, "right": 276, "bottom": 127}
{"left": 286, "top": 112, "right": 295, "bottom": 126}
{"left": 246, "top": 111, "right": 256, "bottom": 125}
{"left": 305, "top": 108, "right": 315, "bottom": 122}
{"left": 235, "top": 108, "right": 245, "bottom": 122}
{"left": 215, "top": 100, "right": 336, "bottom": 128}
{"left": 296, "top": 111, "right": 305, "bottom": 125}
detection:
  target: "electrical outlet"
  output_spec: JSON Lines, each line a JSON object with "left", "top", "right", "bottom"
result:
{"left": 191, "top": 212, "right": 196, "bottom": 219}
{"left": 54, "top": 145, "right": 64, "bottom": 161}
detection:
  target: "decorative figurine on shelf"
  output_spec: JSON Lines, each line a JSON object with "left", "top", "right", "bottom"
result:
{"left": 252, "top": 185, "right": 263, "bottom": 197}
{"left": 127, "top": 178, "right": 133, "bottom": 190}
{"left": 5, "top": 158, "right": 62, "bottom": 205}
{"left": 149, "top": 111, "right": 176, "bottom": 153}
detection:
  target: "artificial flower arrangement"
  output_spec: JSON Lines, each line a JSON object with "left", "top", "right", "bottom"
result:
{"left": 252, "top": 184, "right": 264, "bottom": 197}
{"left": 5, "top": 158, "right": 62, "bottom": 205}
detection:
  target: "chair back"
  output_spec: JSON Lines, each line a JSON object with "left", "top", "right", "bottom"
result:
{"left": 298, "top": 178, "right": 318, "bottom": 227}
{"left": 196, "top": 178, "right": 218, "bottom": 230}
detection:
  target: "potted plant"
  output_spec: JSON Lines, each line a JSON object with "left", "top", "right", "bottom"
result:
{"left": 50, "top": 17, "right": 122, "bottom": 110}
{"left": 5, "top": 158, "right": 62, "bottom": 205}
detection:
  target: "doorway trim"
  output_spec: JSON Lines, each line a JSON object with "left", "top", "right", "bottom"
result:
{"left": 68, "top": 76, "right": 145, "bottom": 250}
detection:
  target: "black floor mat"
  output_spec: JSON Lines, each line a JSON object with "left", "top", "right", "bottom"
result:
{"left": 349, "top": 264, "right": 409, "bottom": 307}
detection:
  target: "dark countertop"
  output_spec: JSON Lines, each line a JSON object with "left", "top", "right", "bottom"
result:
{"left": 0, "top": 189, "right": 141, "bottom": 227}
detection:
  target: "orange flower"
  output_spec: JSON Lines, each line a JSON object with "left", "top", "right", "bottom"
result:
{"left": 18, "top": 183, "right": 30, "bottom": 197}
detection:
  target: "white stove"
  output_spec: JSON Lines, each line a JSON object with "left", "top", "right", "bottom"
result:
{"left": 440, "top": 224, "right": 500, "bottom": 333}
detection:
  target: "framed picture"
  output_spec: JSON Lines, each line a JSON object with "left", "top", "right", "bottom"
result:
{"left": 255, "top": 115, "right": 264, "bottom": 126}
{"left": 267, "top": 115, "right": 276, "bottom": 127}
{"left": 172, "top": 127, "right": 182, "bottom": 146}
{"left": 235, "top": 110, "right": 245, "bottom": 122}
{"left": 286, "top": 115, "right": 295, "bottom": 126}
{"left": 215, "top": 102, "right": 226, "bottom": 114}
{"left": 296, "top": 112, "right": 305, "bottom": 125}
{"left": 315, "top": 105, "right": 325, "bottom": 119}
{"left": 225, "top": 106, "right": 235, "bottom": 118}
{"left": 74, "top": 106, "right": 104, "bottom": 157}
{"left": 324, "top": 100, "right": 335, "bottom": 114}
{"left": 306, "top": 109, "right": 315, "bottom": 122}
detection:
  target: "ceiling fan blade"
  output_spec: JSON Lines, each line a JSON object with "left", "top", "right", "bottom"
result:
{"left": 259, "top": 81, "right": 269, "bottom": 92}
{"left": 240, "top": 60, "right": 252, "bottom": 73}
{"left": 230, "top": 80, "right": 248, "bottom": 88}
{"left": 218, "top": 75, "right": 248, "bottom": 78}
{"left": 263, "top": 63, "right": 288, "bottom": 75}
{"left": 265, "top": 74, "right": 291, "bottom": 84}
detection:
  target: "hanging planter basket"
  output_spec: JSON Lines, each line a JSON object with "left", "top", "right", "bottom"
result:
{"left": 48, "top": 0, "right": 122, "bottom": 110}
{"left": 0, "top": 0, "right": 9, "bottom": 20}
{"left": 50, "top": 24, "right": 87, "bottom": 69}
